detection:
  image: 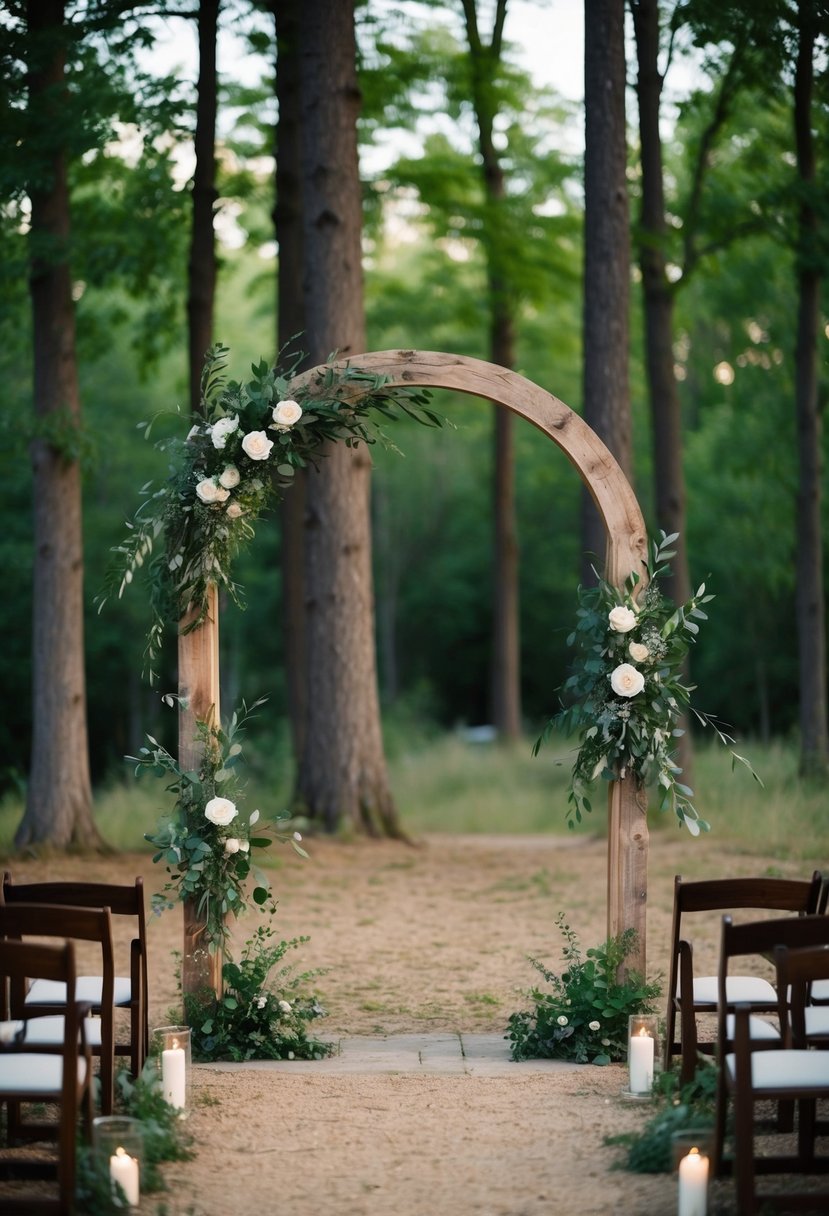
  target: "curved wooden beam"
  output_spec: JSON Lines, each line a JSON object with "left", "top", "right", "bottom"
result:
{"left": 290, "top": 350, "right": 648, "bottom": 587}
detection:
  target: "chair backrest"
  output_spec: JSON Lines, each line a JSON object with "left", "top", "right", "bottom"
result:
{"left": 667, "top": 872, "right": 824, "bottom": 994}
{"left": 718, "top": 912, "right": 829, "bottom": 1041}
{"left": 0, "top": 902, "right": 115, "bottom": 1023}
{"left": 2, "top": 874, "right": 147, "bottom": 995}
{"left": 774, "top": 942, "right": 829, "bottom": 1047}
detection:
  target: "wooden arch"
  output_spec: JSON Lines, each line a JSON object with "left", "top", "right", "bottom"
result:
{"left": 178, "top": 350, "right": 651, "bottom": 994}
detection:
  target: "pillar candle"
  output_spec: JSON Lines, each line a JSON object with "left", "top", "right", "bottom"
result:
{"left": 678, "top": 1146, "right": 708, "bottom": 1216}
{"left": 110, "top": 1145, "right": 140, "bottom": 1207}
{"left": 628, "top": 1026, "right": 655, "bottom": 1093}
{"left": 161, "top": 1039, "right": 186, "bottom": 1109}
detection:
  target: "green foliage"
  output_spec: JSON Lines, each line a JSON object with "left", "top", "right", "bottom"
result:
{"left": 131, "top": 696, "right": 305, "bottom": 954}
{"left": 506, "top": 913, "right": 661, "bottom": 1065}
{"left": 607, "top": 1065, "right": 718, "bottom": 1174}
{"left": 185, "top": 923, "right": 332, "bottom": 1063}
{"left": 99, "top": 344, "right": 443, "bottom": 677}
{"left": 537, "top": 531, "right": 760, "bottom": 833}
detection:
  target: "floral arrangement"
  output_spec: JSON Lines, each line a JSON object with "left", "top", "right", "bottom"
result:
{"left": 536, "top": 531, "right": 757, "bottom": 833}
{"left": 506, "top": 913, "right": 661, "bottom": 1065}
{"left": 98, "top": 344, "right": 442, "bottom": 675}
{"left": 128, "top": 696, "right": 303, "bottom": 954}
{"left": 185, "top": 923, "right": 332, "bottom": 1063}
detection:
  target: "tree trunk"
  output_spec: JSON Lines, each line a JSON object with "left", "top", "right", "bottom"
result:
{"left": 18, "top": 0, "right": 103, "bottom": 851}
{"left": 187, "top": 0, "right": 219, "bottom": 416}
{"left": 630, "top": 0, "right": 694, "bottom": 785}
{"left": 461, "top": 0, "right": 522, "bottom": 741}
{"left": 273, "top": 0, "right": 308, "bottom": 763}
{"left": 581, "top": 0, "right": 633, "bottom": 582}
{"left": 293, "top": 0, "right": 401, "bottom": 835}
{"left": 792, "top": 0, "right": 828, "bottom": 776}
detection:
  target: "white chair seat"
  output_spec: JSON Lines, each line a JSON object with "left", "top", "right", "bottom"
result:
{"left": 804, "top": 1006, "right": 829, "bottom": 1037}
{"left": 726, "top": 1049, "right": 829, "bottom": 1089}
{"left": 811, "top": 979, "right": 829, "bottom": 1002}
{"left": 27, "top": 974, "right": 132, "bottom": 1007}
{"left": 686, "top": 974, "right": 777, "bottom": 1005}
{"left": 22, "top": 1014, "right": 103, "bottom": 1049}
{"left": 724, "top": 1013, "right": 780, "bottom": 1041}
{"left": 0, "top": 1052, "right": 87, "bottom": 1095}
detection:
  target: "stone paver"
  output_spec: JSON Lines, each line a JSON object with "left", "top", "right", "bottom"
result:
{"left": 197, "top": 1033, "right": 583, "bottom": 1076}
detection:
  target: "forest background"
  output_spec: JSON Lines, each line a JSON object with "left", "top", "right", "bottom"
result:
{"left": 1, "top": 0, "right": 827, "bottom": 852}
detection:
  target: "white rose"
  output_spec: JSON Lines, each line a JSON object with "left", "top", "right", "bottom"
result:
{"left": 588, "top": 1020, "right": 601, "bottom": 1031}
{"left": 278, "top": 1000, "right": 292, "bottom": 1014}
{"left": 610, "top": 663, "right": 645, "bottom": 698}
{"left": 557, "top": 1015, "right": 569, "bottom": 1026}
{"left": 242, "top": 430, "right": 274, "bottom": 461}
{"left": 272, "top": 399, "right": 303, "bottom": 429}
{"left": 226, "top": 502, "right": 244, "bottom": 519}
{"left": 628, "top": 641, "right": 650, "bottom": 663}
{"left": 238, "top": 840, "right": 250, "bottom": 853}
{"left": 195, "top": 478, "right": 230, "bottom": 505}
{"left": 210, "top": 415, "right": 239, "bottom": 449}
{"left": 256, "top": 995, "right": 267, "bottom": 1009}
{"left": 224, "top": 837, "right": 241, "bottom": 854}
{"left": 608, "top": 605, "right": 637, "bottom": 633}
{"left": 204, "top": 796, "right": 238, "bottom": 827}
{"left": 219, "top": 465, "right": 240, "bottom": 489}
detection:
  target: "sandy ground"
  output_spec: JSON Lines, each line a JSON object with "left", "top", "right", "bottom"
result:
{"left": 3, "top": 829, "right": 825, "bottom": 1214}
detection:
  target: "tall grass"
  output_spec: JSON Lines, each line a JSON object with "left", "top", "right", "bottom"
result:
{"left": 0, "top": 730, "right": 825, "bottom": 861}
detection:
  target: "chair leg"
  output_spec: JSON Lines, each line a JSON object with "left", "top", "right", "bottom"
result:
{"left": 711, "top": 1069, "right": 730, "bottom": 1178}
{"left": 679, "top": 1001, "right": 699, "bottom": 1086}
{"left": 665, "top": 999, "right": 677, "bottom": 1072}
{"left": 797, "top": 1097, "right": 817, "bottom": 1169}
{"left": 733, "top": 1079, "right": 758, "bottom": 1215}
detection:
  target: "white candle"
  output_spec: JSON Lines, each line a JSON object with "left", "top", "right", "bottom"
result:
{"left": 678, "top": 1146, "right": 708, "bottom": 1216}
{"left": 161, "top": 1040, "right": 186, "bottom": 1109}
{"left": 628, "top": 1026, "right": 655, "bottom": 1093}
{"left": 109, "top": 1145, "right": 140, "bottom": 1207}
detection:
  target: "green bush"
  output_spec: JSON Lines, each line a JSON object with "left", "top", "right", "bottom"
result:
{"left": 186, "top": 923, "right": 333, "bottom": 1063}
{"left": 506, "top": 913, "right": 661, "bottom": 1064}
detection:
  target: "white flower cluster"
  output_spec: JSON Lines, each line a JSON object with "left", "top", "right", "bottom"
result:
{"left": 193, "top": 400, "right": 304, "bottom": 519}
{"left": 607, "top": 606, "right": 647, "bottom": 699}
{"left": 204, "top": 796, "right": 252, "bottom": 857}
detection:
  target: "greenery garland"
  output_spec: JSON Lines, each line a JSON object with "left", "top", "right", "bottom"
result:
{"left": 98, "top": 343, "right": 443, "bottom": 676}
{"left": 127, "top": 696, "right": 302, "bottom": 954}
{"left": 536, "top": 531, "right": 759, "bottom": 832}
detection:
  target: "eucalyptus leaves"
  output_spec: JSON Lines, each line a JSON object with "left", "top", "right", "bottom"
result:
{"left": 98, "top": 344, "right": 441, "bottom": 678}
{"left": 537, "top": 532, "right": 758, "bottom": 833}
{"left": 129, "top": 697, "right": 305, "bottom": 954}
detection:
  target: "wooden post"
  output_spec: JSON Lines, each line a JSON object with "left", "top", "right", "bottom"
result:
{"left": 607, "top": 778, "right": 649, "bottom": 976}
{"left": 178, "top": 584, "right": 222, "bottom": 1004}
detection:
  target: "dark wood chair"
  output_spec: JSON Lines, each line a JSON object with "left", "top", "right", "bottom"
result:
{"left": 712, "top": 912, "right": 829, "bottom": 1184}
{"left": 2, "top": 874, "right": 149, "bottom": 1080}
{"left": 720, "top": 941, "right": 829, "bottom": 1214}
{"left": 0, "top": 938, "right": 93, "bottom": 1215}
{"left": 664, "top": 872, "right": 824, "bottom": 1084}
{"left": 0, "top": 902, "right": 116, "bottom": 1116}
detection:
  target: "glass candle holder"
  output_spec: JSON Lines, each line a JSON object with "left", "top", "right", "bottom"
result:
{"left": 151, "top": 1024, "right": 191, "bottom": 1114}
{"left": 627, "top": 1013, "right": 658, "bottom": 1095}
{"left": 93, "top": 1116, "right": 144, "bottom": 1209}
{"left": 673, "top": 1133, "right": 710, "bottom": 1216}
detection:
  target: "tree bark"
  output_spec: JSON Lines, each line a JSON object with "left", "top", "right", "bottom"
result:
{"left": 187, "top": 0, "right": 219, "bottom": 416}
{"left": 630, "top": 0, "right": 693, "bottom": 785}
{"left": 581, "top": 0, "right": 633, "bottom": 582}
{"left": 18, "top": 0, "right": 103, "bottom": 851}
{"left": 273, "top": 0, "right": 308, "bottom": 763}
{"left": 792, "top": 0, "right": 828, "bottom": 776}
{"left": 461, "top": 0, "right": 522, "bottom": 741}
{"left": 293, "top": 0, "right": 401, "bottom": 835}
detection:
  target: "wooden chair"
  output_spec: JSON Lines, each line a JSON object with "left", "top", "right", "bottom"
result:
{"left": 0, "top": 902, "right": 116, "bottom": 1116}
{"left": 712, "top": 912, "right": 829, "bottom": 1182}
{"left": 664, "top": 872, "right": 824, "bottom": 1084}
{"left": 0, "top": 938, "right": 93, "bottom": 1216}
{"left": 2, "top": 874, "right": 149, "bottom": 1080}
{"left": 720, "top": 941, "right": 829, "bottom": 1214}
